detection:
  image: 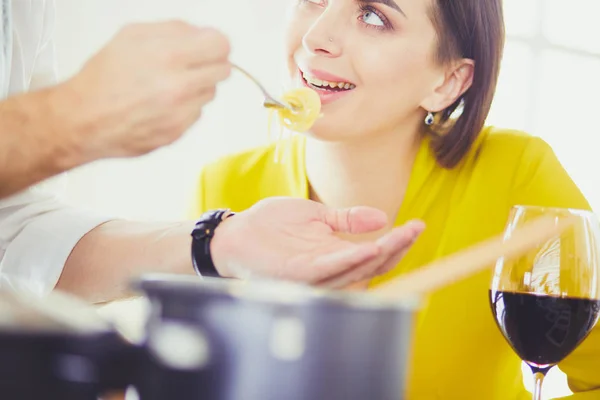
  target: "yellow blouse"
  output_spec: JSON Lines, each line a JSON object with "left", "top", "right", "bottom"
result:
{"left": 191, "top": 127, "right": 600, "bottom": 399}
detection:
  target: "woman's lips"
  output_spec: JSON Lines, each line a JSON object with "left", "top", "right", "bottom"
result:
{"left": 299, "top": 69, "right": 355, "bottom": 106}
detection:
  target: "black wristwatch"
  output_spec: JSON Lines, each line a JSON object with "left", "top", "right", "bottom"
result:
{"left": 191, "top": 209, "right": 235, "bottom": 278}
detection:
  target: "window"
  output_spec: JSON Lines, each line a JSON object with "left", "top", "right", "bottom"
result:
{"left": 488, "top": 1, "right": 600, "bottom": 213}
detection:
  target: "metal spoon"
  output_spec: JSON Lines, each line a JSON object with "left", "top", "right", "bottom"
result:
{"left": 231, "top": 63, "right": 294, "bottom": 111}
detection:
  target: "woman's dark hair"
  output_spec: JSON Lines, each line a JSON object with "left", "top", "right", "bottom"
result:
{"left": 427, "top": 0, "right": 505, "bottom": 168}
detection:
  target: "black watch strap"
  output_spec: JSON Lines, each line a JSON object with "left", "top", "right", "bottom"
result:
{"left": 191, "top": 209, "right": 234, "bottom": 278}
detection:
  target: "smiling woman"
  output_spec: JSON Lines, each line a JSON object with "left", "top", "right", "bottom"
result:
{"left": 189, "top": 0, "right": 600, "bottom": 398}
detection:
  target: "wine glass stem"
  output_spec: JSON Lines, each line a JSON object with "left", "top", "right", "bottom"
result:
{"left": 532, "top": 372, "right": 545, "bottom": 400}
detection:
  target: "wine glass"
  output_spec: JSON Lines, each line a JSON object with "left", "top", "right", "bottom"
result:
{"left": 490, "top": 205, "right": 600, "bottom": 400}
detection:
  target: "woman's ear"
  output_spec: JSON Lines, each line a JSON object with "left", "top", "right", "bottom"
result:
{"left": 420, "top": 59, "right": 475, "bottom": 113}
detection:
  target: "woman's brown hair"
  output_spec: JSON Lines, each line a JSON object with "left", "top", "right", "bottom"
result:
{"left": 428, "top": 0, "right": 505, "bottom": 168}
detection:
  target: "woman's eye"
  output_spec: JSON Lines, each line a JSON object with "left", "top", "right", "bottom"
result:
{"left": 361, "top": 10, "right": 385, "bottom": 27}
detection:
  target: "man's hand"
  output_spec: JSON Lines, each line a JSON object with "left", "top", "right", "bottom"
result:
{"left": 210, "top": 197, "right": 425, "bottom": 289}
{"left": 53, "top": 21, "right": 231, "bottom": 163}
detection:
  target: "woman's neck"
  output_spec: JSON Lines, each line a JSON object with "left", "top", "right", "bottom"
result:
{"left": 305, "top": 128, "right": 422, "bottom": 223}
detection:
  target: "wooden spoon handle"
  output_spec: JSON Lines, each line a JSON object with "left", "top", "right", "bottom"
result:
{"left": 373, "top": 215, "right": 575, "bottom": 300}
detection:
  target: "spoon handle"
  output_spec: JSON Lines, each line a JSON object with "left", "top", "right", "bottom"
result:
{"left": 231, "top": 63, "right": 290, "bottom": 110}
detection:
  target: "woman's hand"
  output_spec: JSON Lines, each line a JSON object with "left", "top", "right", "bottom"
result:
{"left": 211, "top": 197, "right": 425, "bottom": 288}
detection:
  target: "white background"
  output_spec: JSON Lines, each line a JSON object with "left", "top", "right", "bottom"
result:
{"left": 51, "top": 0, "right": 600, "bottom": 398}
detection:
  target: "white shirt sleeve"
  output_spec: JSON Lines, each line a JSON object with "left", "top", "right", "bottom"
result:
{"left": 9, "top": 0, "right": 57, "bottom": 94}
{"left": 28, "top": 0, "right": 57, "bottom": 91}
{"left": 0, "top": 0, "right": 113, "bottom": 295}
{"left": 0, "top": 190, "right": 113, "bottom": 296}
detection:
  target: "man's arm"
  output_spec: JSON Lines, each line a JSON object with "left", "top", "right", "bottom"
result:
{"left": 0, "top": 0, "right": 79, "bottom": 195}
{"left": 57, "top": 219, "right": 196, "bottom": 303}
{"left": 0, "top": 20, "right": 232, "bottom": 199}
{"left": 0, "top": 189, "right": 422, "bottom": 303}
{"left": 0, "top": 188, "right": 112, "bottom": 295}
{"left": 0, "top": 87, "right": 86, "bottom": 197}
{"left": 55, "top": 198, "right": 424, "bottom": 304}
{"left": 0, "top": 187, "right": 200, "bottom": 301}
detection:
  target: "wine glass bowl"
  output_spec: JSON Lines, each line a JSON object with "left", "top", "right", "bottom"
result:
{"left": 490, "top": 206, "right": 600, "bottom": 400}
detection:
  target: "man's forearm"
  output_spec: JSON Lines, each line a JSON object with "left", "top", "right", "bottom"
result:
{"left": 56, "top": 220, "right": 196, "bottom": 303}
{"left": 0, "top": 86, "right": 86, "bottom": 198}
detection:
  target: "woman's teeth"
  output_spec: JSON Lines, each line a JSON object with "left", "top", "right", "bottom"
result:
{"left": 302, "top": 73, "right": 355, "bottom": 91}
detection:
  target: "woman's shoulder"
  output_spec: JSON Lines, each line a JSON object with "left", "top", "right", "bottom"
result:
{"left": 471, "top": 127, "right": 590, "bottom": 211}
{"left": 446, "top": 126, "right": 564, "bottom": 197}
{"left": 474, "top": 126, "right": 550, "bottom": 154}
{"left": 467, "top": 126, "right": 555, "bottom": 169}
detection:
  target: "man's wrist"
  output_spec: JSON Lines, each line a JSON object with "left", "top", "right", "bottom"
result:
{"left": 42, "top": 82, "right": 95, "bottom": 172}
{"left": 209, "top": 216, "right": 234, "bottom": 278}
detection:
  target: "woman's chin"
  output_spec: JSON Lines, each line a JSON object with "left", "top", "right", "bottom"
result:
{"left": 301, "top": 119, "right": 355, "bottom": 142}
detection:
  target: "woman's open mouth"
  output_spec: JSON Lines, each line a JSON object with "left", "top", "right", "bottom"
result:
{"left": 302, "top": 71, "right": 356, "bottom": 92}
{"left": 300, "top": 69, "right": 356, "bottom": 105}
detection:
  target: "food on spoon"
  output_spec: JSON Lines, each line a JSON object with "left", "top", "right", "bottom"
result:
{"left": 277, "top": 87, "right": 321, "bottom": 133}
{"left": 267, "top": 87, "right": 322, "bottom": 162}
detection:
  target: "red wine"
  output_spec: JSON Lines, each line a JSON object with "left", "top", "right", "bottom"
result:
{"left": 490, "top": 290, "right": 600, "bottom": 368}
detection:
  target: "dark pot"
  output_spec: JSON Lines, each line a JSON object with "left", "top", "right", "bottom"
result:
{"left": 0, "top": 274, "right": 418, "bottom": 400}
{"left": 133, "top": 274, "right": 418, "bottom": 400}
{"left": 0, "top": 289, "right": 137, "bottom": 400}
